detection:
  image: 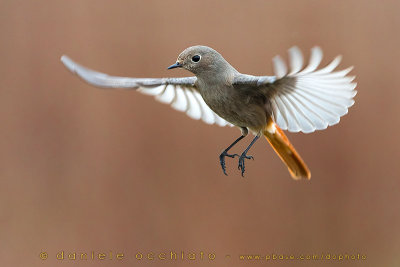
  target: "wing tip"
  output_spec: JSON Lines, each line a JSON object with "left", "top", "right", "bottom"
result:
{"left": 311, "top": 46, "right": 323, "bottom": 55}
{"left": 272, "top": 55, "right": 287, "bottom": 78}
{"left": 288, "top": 46, "right": 301, "bottom": 53}
{"left": 352, "top": 88, "right": 358, "bottom": 97}
{"left": 60, "top": 55, "right": 75, "bottom": 73}
{"left": 60, "top": 55, "right": 70, "bottom": 65}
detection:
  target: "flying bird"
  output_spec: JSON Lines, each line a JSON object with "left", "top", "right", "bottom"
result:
{"left": 61, "top": 46, "right": 356, "bottom": 179}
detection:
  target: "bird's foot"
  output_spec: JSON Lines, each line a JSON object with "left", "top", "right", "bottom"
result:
{"left": 237, "top": 152, "right": 254, "bottom": 177}
{"left": 219, "top": 151, "right": 239, "bottom": 175}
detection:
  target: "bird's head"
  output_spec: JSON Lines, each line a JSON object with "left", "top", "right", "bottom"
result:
{"left": 167, "top": 45, "right": 235, "bottom": 77}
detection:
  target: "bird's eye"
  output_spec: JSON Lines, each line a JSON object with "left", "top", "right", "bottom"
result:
{"left": 191, "top": 55, "right": 201, "bottom": 62}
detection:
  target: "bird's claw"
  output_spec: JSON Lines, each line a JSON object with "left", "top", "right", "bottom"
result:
{"left": 237, "top": 153, "right": 254, "bottom": 177}
{"left": 219, "top": 151, "right": 239, "bottom": 175}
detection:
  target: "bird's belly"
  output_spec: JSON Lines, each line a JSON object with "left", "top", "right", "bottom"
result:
{"left": 203, "top": 93, "right": 267, "bottom": 131}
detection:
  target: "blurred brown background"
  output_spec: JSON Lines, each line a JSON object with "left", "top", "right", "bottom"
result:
{"left": 1, "top": 0, "right": 399, "bottom": 266}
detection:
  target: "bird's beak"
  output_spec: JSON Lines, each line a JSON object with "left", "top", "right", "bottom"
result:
{"left": 167, "top": 62, "right": 182, "bottom": 70}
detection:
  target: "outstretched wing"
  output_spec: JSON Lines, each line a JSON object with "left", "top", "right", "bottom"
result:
{"left": 61, "top": 56, "right": 232, "bottom": 127}
{"left": 234, "top": 47, "right": 357, "bottom": 133}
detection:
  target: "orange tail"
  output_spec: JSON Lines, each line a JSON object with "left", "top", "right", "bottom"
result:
{"left": 263, "top": 120, "right": 311, "bottom": 180}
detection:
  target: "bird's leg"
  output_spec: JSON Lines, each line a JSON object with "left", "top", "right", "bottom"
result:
{"left": 238, "top": 135, "right": 260, "bottom": 177}
{"left": 219, "top": 135, "right": 245, "bottom": 175}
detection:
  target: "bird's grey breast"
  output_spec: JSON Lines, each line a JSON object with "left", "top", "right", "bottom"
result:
{"left": 196, "top": 78, "right": 232, "bottom": 114}
{"left": 196, "top": 77, "right": 269, "bottom": 131}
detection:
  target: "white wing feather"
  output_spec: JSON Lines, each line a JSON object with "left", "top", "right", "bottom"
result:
{"left": 60, "top": 55, "right": 232, "bottom": 127}
{"left": 271, "top": 47, "right": 357, "bottom": 133}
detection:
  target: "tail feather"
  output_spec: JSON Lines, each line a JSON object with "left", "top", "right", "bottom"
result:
{"left": 264, "top": 120, "right": 311, "bottom": 180}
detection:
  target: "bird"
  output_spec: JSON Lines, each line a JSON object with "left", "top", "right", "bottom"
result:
{"left": 60, "top": 45, "right": 357, "bottom": 180}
